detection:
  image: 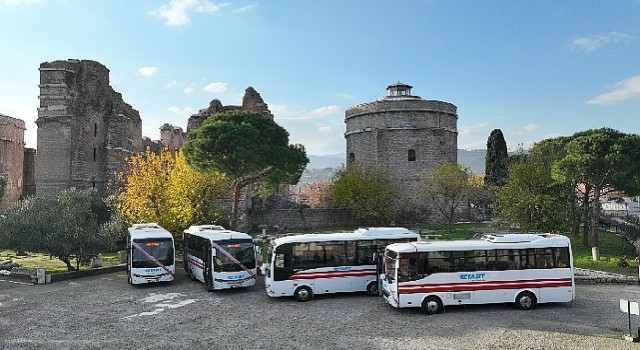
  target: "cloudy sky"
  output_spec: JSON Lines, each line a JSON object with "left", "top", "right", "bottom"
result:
{"left": 1, "top": 0, "right": 639, "bottom": 155}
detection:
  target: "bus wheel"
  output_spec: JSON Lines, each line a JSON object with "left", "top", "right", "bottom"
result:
{"left": 421, "top": 296, "right": 443, "bottom": 315}
{"left": 515, "top": 291, "right": 537, "bottom": 310}
{"left": 366, "top": 282, "right": 379, "bottom": 296}
{"left": 294, "top": 286, "right": 313, "bottom": 302}
{"left": 187, "top": 267, "right": 196, "bottom": 281}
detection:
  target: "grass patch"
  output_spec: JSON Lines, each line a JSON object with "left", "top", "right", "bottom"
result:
{"left": 0, "top": 250, "right": 123, "bottom": 274}
{"left": 569, "top": 231, "right": 637, "bottom": 276}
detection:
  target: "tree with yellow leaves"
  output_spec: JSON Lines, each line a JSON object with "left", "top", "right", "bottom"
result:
{"left": 115, "top": 147, "right": 230, "bottom": 234}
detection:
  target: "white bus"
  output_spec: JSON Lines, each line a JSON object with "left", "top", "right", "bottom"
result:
{"left": 382, "top": 233, "right": 575, "bottom": 314}
{"left": 183, "top": 225, "right": 257, "bottom": 291}
{"left": 264, "top": 227, "right": 420, "bottom": 302}
{"left": 127, "top": 223, "right": 176, "bottom": 285}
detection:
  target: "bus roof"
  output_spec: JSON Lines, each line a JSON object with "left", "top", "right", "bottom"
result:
{"left": 128, "top": 223, "right": 173, "bottom": 240}
{"left": 386, "top": 233, "right": 571, "bottom": 253}
{"left": 271, "top": 227, "right": 419, "bottom": 246}
{"left": 183, "top": 225, "right": 252, "bottom": 241}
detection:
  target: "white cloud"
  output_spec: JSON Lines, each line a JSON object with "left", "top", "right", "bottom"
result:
{"left": 310, "top": 105, "right": 340, "bottom": 117}
{"left": 168, "top": 106, "right": 195, "bottom": 115}
{"left": 270, "top": 104, "right": 295, "bottom": 118}
{"left": 336, "top": 93, "right": 355, "bottom": 99}
{"left": 164, "top": 79, "right": 179, "bottom": 88}
{"left": 137, "top": 66, "right": 159, "bottom": 77}
{"left": 203, "top": 82, "right": 228, "bottom": 93}
{"left": 0, "top": 0, "right": 41, "bottom": 5}
{"left": 183, "top": 86, "right": 194, "bottom": 94}
{"left": 317, "top": 125, "right": 332, "bottom": 133}
{"left": 522, "top": 124, "right": 540, "bottom": 133}
{"left": 232, "top": 4, "right": 254, "bottom": 13}
{"left": 571, "top": 31, "right": 633, "bottom": 52}
{"left": 151, "top": 0, "right": 229, "bottom": 26}
{"left": 587, "top": 74, "right": 640, "bottom": 105}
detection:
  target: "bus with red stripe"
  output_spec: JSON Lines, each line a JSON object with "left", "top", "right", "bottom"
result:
{"left": 183, "top": 225, "right": 257, "bottom": 291}
{"left": 263, "top": 227, "right": 420, "bottom": 302}
{"left": 127, "top": 223, "right": 176, "bottom": 285}
{"left": 382, "top": 233, "right": 575, "bottom": 314}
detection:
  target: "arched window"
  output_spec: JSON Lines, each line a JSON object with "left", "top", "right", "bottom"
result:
{"left": 348, "top": 153, "right": 355, "bottom": 163}
{"left": 408, "top": 149, "right": 416, "bottom": 161}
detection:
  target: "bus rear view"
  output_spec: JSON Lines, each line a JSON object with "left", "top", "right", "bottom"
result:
{"left": 127, "top": 223, "right": 176, "bottom": 285}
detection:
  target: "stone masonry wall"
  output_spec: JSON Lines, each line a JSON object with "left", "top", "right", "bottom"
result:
{"left": 22, "top": 148, "right": 36, "bottom": 198}
{"left": 36, "top": 59, "right": 141, "bottom": 197}
{"left": 246, "top": 208, "right": 355, "bottom": 231}
{"left": 0, "top": 113, "right": 25, "bottom": 212}
{"left": 344, "top": 87, "right": 458, "bottom": 223}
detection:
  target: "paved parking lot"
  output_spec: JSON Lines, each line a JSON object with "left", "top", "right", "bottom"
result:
{"left": 1, "top": 272, "right": 640, "bottom": 349}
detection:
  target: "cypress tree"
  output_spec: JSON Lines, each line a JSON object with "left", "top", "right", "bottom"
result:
{"left": 485, "top": 129, "right": 508, "bottom": 187}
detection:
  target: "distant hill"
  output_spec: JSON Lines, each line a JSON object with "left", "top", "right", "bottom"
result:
{"left": 457, "top": 149, "right": 486, "bottom": 174}
{"left": 298, "top": 149, "right": 487, "bottom": 185}
{"left": 307, "top": 154, "right": 346, "bottom": 169}
{"left": 306, "top": 150, "right": 486, "bottom": 173}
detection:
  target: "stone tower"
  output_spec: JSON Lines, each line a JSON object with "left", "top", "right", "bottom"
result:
{"left": 344, "top": 82, "right": 458, "bottom": 213}
{"left": 160, "top": 123, "right": 185, "bottom": 152}
{"left": 0, "top": 113, "right": 25, "bottom": 212}
{"left": 36, "top": 59, "right": 142, "bottom": 197}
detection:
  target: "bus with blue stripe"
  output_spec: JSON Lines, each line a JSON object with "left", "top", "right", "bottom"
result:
{"left": 127, "top": 223, "right": 176, "bottom": 285}
{"left": 183, "top": 225, "right": 257, "bottom": 291}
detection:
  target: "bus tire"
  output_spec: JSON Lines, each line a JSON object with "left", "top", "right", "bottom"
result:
{"left": 294, "top": 286, "right": 313, "bottom": 302}
{"left": 366, "top": 281, "right": 379, "bottom": 296}
{"left": 515, "top": 291, "right": 537, "bottom": 310}
{"left": 187, "top": 267, "right": 196, "bottom": 281}
{"left": 421, "top": 296, "right": 443, "bottom": 315}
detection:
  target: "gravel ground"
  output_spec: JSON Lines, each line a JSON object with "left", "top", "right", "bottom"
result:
{"left": 1, "top": 272, "right": 640, "bottom": 350}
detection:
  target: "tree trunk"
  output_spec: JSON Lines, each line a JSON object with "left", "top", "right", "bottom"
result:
{"left": 591, "top": 186, "right": 601, "bottom": 261}
{"left": 230, "top": 181, "right": 243, "bottom": 230}
{"left": 581, "top": 187, "right": 591, "bottom": 247}
{"left": 62, "top": 257, "right": 77, "bottom": 272}
{"left": 447, "top": 203, "right": 455, "bottom": 233}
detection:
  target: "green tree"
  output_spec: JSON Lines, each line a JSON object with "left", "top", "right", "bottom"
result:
{"left": 485, "top": 129, "right": 509, "bottom": 187}
{"left": 552, "top": 128, "right": 640, "bottom": 260}
{"left": 331, "top": 163, "right": 395, "bottom": 225}
{"left": 116, "top": 147, "right": 230, "bottom": 233}
{"left": 495, "top": 153, "right": 570, "bottom": 233}
{"left": 183, "top": 111, "right": 308, "bottom": 229}
{"left": 0, "top": 189, "right": 123, "bottom": 271}
{"left": 418, "top": 160, "right": 471, "bottom": 232}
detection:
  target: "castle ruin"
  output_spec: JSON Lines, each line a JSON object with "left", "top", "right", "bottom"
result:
{"left": 186, "top": 87, "right": 273, "bottom": 133}
{"left": 345, "top": 82, "right": 458, "bottom": 217}
{"left": 36, "top": 59, "right": 142, "bottom": 196}
{"left": 0, "top": 114, "right": 27, "bottom": 211}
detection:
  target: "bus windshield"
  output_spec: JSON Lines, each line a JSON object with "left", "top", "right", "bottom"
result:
{"left": 214, "top": 240, "right": 256, "bottom": 272}
{"left": 132, "top": 238, "right": 174, "bottom": 268}
{"left": 385, "top": 250, "right": 397, "bottom": 283}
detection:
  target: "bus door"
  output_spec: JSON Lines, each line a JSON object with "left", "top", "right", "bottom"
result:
{"left": 204, "top": 244, "right": 214, "bottom": 291}
{"left": 273, "top": 244, "right": 299, "bottom": 291}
